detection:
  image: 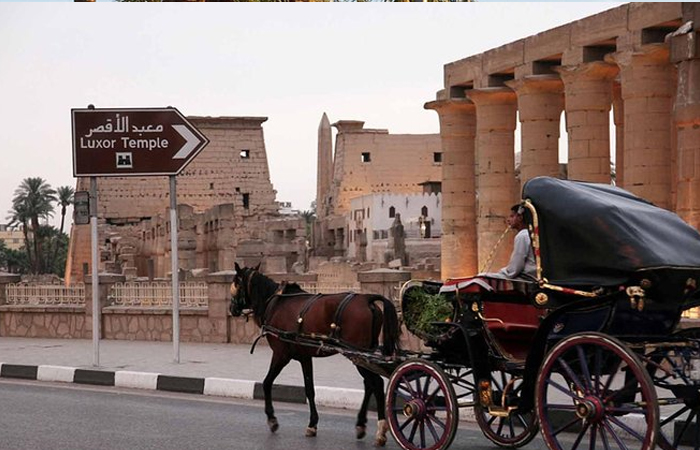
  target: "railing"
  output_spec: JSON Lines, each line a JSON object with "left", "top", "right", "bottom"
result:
{"left": 298, "top": 283, "right": 361, "bottom": 294}
{"left": 108, "top": 282, "right": 208, "bottom": 307}
{"left": 5, "top": 283, "right": 86, "bottom": 306}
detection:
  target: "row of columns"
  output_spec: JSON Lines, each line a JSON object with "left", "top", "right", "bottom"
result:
{"left": 428, "top": 40, "right": 698, "bottom": 280}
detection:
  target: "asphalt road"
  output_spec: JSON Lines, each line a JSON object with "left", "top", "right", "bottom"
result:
{"left": 0, "top": 379, "right": 561, "bottom": 450}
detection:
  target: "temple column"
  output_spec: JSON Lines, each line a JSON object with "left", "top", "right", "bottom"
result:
{"left": 467, "top": 88, "right": 518, "bottom": 273}
{"left": 670, "top": 15, "right": 700, "bottom": 228}
{"left": 425, "top": 98, "right": 478, "bottom": 279}
{"left": 612, "top": 81, "right": 625, "bottom": 187}
{"left": 609, "top": 44, "right": 674, "bottom": 209}
{"left": 506, "top": 75, "right": 565, "bottom": 191}
{"left": 556, "top": 62, "right": 618, "bottom": 183}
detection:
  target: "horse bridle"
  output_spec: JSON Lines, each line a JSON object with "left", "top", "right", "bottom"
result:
{"left": 231, "top": 268, "right": 256, "bottom": 318}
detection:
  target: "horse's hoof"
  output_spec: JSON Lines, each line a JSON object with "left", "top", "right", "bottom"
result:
{"left": 374, "top": 419, "right": 389, "bottom": 447}
{"left": 305, "top": 427, "right": 317, "bottom": 437}
{"left": 356, "top": 425, "right": 367, "bottom": 440}
{"left": 268, "top": 418, "right": 279, "bottom": 433}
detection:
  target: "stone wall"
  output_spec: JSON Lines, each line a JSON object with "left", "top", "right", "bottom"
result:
{"left": 0, "top": 306, "right": 88, "bottom": 339}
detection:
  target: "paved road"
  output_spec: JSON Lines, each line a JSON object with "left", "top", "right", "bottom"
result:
{"left": 0, "top": 379, "right": 557, "bottom": 450}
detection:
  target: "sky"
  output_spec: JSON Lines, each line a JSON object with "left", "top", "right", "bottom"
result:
{"left": 0, "top": 2, "right": 622, "bottom": 232}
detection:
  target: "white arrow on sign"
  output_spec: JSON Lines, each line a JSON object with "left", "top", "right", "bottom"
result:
{"left": 172, "top": 124, "right": 201, "bottom": 159}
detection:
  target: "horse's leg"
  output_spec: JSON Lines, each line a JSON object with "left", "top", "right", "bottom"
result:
{"left": 263, "top": 351, "right": 291, "bottom": 433}
{"left": 368, "top": 371, "right": 389, "bottom": 447}
{"left": 299, "top": 357, "right": 319, "bottom": 437}
{"left": 355, "top": 365, "right": 373, "bottom": 440}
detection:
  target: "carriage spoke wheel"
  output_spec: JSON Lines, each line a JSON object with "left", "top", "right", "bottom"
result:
{"left": 386, "top": 360, "right": 458, "bottom": 450}
{"left": 650, "top": 327, "right": 700, "bottom": 450}
{"left": 474, "top": 370, "right": 538, "bottom": 448}
{"left": 536, "top": 333, "right": 659, "bottom": 450}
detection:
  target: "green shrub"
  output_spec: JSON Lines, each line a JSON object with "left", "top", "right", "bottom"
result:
{"left": 403, "top": 288, "right": 454, "bottom": 339}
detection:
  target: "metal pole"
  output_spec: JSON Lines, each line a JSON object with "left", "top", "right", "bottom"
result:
{"left": 90, "top": 177, "right": 100, "bottom": 367}
{"left": 169, "top": 176, "right": 180, "bottom": 363}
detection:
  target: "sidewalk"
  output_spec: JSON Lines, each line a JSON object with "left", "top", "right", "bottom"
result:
{"left": 0, "top": 337, "right": 366, "bottom": 408}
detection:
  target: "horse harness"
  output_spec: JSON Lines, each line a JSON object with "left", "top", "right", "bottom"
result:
{"left": 253, "top": 281, "right": 358, "bottom": 353}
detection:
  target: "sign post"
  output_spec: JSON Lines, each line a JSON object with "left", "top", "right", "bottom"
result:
{"left": 90, "top": 177, "right": 99, "bottom": 366}
{"left": 170, "top": 176, "right": 180, "bottom": 363}
{"left": 72, "top": 107, "right": 209, "bottom": 364}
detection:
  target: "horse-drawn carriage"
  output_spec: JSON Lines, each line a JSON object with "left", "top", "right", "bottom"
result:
{"left": 231, "top": 177, "right": 700, "bottom": 450}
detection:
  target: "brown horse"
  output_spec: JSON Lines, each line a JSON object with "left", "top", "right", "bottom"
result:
{"left": 230, "top": 263, "right": 400, "bottom": 446}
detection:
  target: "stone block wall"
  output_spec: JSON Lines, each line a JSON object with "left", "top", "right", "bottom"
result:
{"left": 327, "top": 121, "right": 442, "bottom": 217}
{"left": 0, "top": 306, "right": 88, "bottom": 339}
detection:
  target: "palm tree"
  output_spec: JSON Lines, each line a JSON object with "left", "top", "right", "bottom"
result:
{"left": 10, "top": 177, "right": 56, "bottom": 273}
{"left": 55, "top": 186, "right": 74, "bottom": 236}
{"left": 7, "top": 201, "right": 33, "bottom": 272}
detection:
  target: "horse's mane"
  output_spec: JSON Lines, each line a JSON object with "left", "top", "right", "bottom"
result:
{"left": 280, "top": 282, "right": 307, "bottom": 295}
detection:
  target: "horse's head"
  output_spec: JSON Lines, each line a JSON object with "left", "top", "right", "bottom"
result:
{"left": 230, "top": 262, "right": 260, "bottom": 317}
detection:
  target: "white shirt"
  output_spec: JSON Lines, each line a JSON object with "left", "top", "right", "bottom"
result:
{"left": 497, "top": 228, "right": 537, "bottom": 280}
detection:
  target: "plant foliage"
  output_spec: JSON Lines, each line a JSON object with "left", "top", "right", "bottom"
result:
{"left": 402, "top": 287, "right": 453, "bottom": 339}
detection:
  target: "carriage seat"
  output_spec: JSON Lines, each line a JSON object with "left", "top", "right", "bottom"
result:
{"left": 440, "top": 276, "right": 541, "bottom": 360}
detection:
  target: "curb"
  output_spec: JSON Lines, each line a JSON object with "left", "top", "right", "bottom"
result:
{"left": 0, "top": 362, "right": 364, "bottom": 409}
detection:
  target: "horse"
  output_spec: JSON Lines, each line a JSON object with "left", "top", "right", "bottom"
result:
{"left": 230, "top": 263, "right": 401, "bottom": 446}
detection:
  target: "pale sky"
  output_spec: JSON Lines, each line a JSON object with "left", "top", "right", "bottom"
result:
{"left": 0, "top": 2, "right": 621, "bottom": 232}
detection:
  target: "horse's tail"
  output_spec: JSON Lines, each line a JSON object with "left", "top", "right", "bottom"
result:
{"left": 376, "top": 295, "right": 401, "bottom": 356}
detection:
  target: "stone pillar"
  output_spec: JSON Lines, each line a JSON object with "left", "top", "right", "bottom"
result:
{"left": 0, "top": 273, "right": 21, "bottom": 305}
{"left": 556, "top": 62, "right": 619, "bottom": 183}
{"left": 84, "top": 273, "right": 125, "bottom": 337}
{"left": 467, "top": 88, "right": 518, "bottom": 272}
{"left": 506, "top": 75, "right": 565, "bottom": 191}
{"left": 612, "top": 81, "right": 625, "bottom": 187}
{"left": 358, "top": 269, "right": 411, "bottom": 302}
{"left": 609, "top": 44, "right": 674, "bottom": 209}
{"left": 205, "top": 271, "right": 233, "bottom": 343}
{"left": 424, "top": 99, "right": 478, "bottom": 279}
{"left": 317, "top": 113, "right": 333, "bottom": 218}
{"left": 671, "top": 17, "right": 700, "bottom": 228}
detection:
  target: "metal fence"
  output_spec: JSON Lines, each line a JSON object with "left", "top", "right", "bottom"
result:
{"left": 5, "top": 283, "right": 86, "bottom": 306}
{"left": 108, "top": 282, "right": 208, "bottom": 307}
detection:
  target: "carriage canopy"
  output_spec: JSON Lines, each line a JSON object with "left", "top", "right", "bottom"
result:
{"left": 522, "top": 177, "right": 700, "bottom": 287}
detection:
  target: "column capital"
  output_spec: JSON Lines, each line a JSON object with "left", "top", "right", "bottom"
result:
{"left": 605, "top": 43, "right": 670, "bottom": 68}
{"left": 554, "top": 61, "right": 619, "bottom": 83}
{"left": 505, "top": 75, "right": 564, "bottom": 95}
{"left": 466, "top": 87, "right": 517, "bottom": 106}
{"left": 424, "top": 98, "right": 475, "bottom": 114}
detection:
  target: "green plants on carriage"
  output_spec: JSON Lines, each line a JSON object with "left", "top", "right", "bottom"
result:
{"left": 402, "top": 288, "right": 454, "bottom": 339}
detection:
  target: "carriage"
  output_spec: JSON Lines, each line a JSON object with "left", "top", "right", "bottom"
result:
{"left": 385, "top": 176, "right": 700, "bottom": 450}
{"left": 231, "top": 176, "right": 700, "bottom": 450}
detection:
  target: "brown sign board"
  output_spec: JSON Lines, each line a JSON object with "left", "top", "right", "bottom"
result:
{"left": 72, "top": 107, "right": 209, "bottom": 177}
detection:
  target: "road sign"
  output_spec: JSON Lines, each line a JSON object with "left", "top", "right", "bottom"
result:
{"left": 71, "top": 107, "right": 209, "bottom": 177}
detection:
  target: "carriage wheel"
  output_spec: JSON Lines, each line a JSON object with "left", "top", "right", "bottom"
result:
{"left": 474, "top": 370, "right": 539, "bottom": 448}
{"left": 386, "top": 360, "right": 459, "bottom": 450}
{"left": 648, "top": 327, "right": 700, "bottom": 450}
{"left": 536, "top": 333, "right": 659, "bottom": 450}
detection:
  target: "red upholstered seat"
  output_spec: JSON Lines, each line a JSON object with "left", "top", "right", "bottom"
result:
{"left": 482, "top": 301, "right": 541, "bottom": 360}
